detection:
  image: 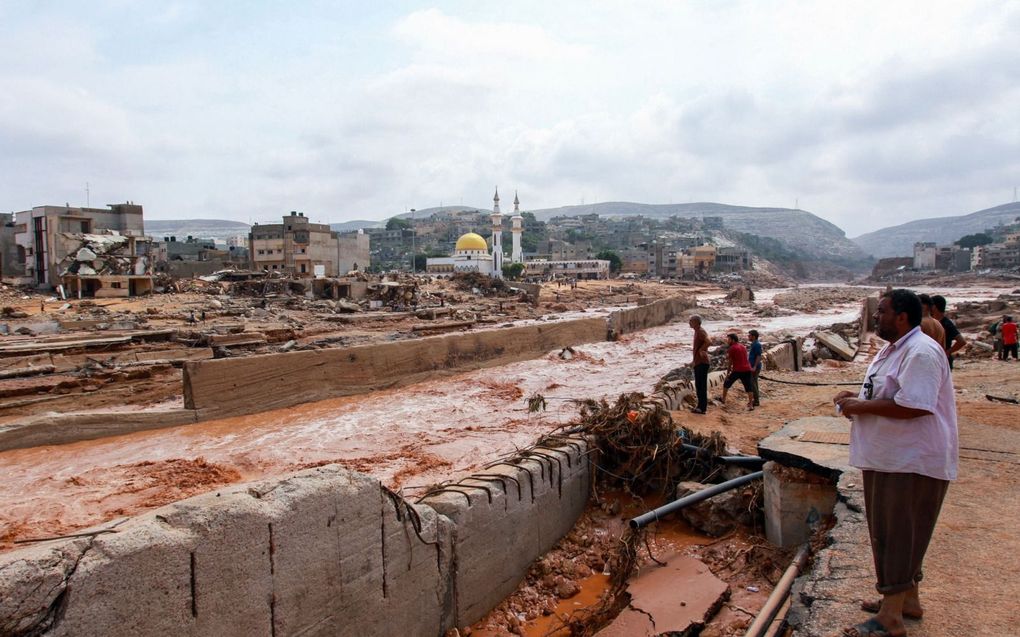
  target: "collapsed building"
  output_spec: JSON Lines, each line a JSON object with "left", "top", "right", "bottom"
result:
{"left": 4, "top": 202, "right": 147, "bottom": 290}
{"left": 59, "top": 232, "right": 154, "bottom": 298}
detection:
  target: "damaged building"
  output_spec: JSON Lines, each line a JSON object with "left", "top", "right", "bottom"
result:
{"left": 4, "top": 202, "right": 148, "bottom": 290}
{"left": 59, "top": 232, "right": 154, "bottom": 297}
{"left": 249, "top": 211, "right": 370, "bottom": 277}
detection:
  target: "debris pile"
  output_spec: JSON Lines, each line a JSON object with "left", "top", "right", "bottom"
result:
{"left": 59, "top": 233, "right": 150, "bottom": 277}
{"left": 450, "top": 272, "right": 515, "bottom": 296}
{"left": 771, "top": 286, "right": 873, "bottom": 312}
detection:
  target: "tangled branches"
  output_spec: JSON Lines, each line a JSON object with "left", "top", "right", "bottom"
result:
{"left": 569, "top": 393, "right": 729, "bottom": 496}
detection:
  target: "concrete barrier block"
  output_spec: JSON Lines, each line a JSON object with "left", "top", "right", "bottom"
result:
{"left": 49, "top": 520, "right": 196, "bottom": 637}
{"left": 426, "top": 467, "right": 533, "bottom": 625}
{"left": 763, "top": 462, "right": 838, "bottom": 548}
{"left": 422, "top": 438, "right": 589, "bottom": 628}
{"left": 159, "top": 491, "right": 275, "bottom": 636}
{"left": 379, "top": 498, "right": 454, "bottom": 636}
{"left": 256, "top": 466, "right": 360, "bottom": 637}
{"left": 0, "top": 539, "right": 90, "bottom": 636}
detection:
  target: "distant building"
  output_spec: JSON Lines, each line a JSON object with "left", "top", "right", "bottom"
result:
{"left": 913, "top": 242, "right": 937, "bottom": 270}
{"left": 249, "top": 212, "right": 368, "bottom": 277}
{"left": 6, "top": 202, "right": 147, "bottom": 290}
{"left": 337, "top": 230, "right": 370, "bottom": 274}
{"left": 523, "top": 259, "right": 610, "bottom": 280}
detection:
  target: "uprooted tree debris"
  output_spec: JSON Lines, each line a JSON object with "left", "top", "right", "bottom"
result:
{"left": 513, "top": 392, "right": 741, "bottom": 636}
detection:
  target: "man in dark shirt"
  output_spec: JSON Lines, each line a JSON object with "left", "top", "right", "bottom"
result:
{"left": 689, "top": 315, "right": 710, "bottom": 414}
{"left": 931, "top": 295, "right": 966, "bottom": 369}
{"left": 748, "top": 329, "right": 763, "bottom": 407}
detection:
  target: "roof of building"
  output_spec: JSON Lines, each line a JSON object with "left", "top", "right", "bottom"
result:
{"left": 455, "top": 232, "right": 488, "bottom": 252}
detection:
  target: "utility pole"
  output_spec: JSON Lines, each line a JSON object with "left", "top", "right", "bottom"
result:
{"left": 410, "top": 208, "right": 416, "bottom": 272}
{"left": 86, "top": 182, "right": 90, "bottom": 207}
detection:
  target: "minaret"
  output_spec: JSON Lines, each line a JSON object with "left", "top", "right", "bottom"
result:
{"left": 490, "top": 187, "right": 504, "bottom": 278}
{"left": 511, "top": 191, "right": 524, "bottom": 264}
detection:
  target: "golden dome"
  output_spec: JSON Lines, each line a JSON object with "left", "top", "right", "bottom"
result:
{"left": 455, "top": 232, "right": 488, "bottom": 252}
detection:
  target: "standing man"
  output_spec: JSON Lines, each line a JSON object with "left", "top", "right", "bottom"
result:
{"left": 834, "top": 289, "right": 958, "bottom": 637}
{"left": 689, "top": 315, "right": 710, "bottom": 414}
{"left": 930, "top": 295, "right": 966, "bottom": 368}
{"left": 1001, "top": 315, "right": 1018, "bottom": 361}
{"left": 720, "top": 333, "right": 756, "bottom": 411}
{"left": 747, "top": 329, "right": 763, "bottom": 407}
{"left": 917, "top": 293, "right": 945, "bottom": 350}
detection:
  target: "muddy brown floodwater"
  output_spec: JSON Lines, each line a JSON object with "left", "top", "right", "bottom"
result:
{"left": 0, "top": 285, "right": 1006, "bottom": 548}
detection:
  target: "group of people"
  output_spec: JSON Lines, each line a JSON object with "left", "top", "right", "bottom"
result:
{"left": 916, "top": 293, "right": 967, "bottom": 368}
{"left": 687, "top": 315, "right": 761, "bottom": 414}
{"left": 686, "top": 289, "right": 962, "bottom": 637}
{"left": 990, "top": 315, "right": 1018, "bottom": 360}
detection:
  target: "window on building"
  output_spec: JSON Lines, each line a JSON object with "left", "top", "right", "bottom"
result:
{"left": 300, "top": 264, "right": 307, "bottom": 273}
{"left": 258, "top": 249, "right": 265, "bottom": 255}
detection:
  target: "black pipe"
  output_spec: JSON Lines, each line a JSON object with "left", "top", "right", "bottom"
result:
{"left": 629, "top": 470, "right": 764, "bottom": 529}
{"left": 680, "top": 443, "right": 765, "bottom": 469}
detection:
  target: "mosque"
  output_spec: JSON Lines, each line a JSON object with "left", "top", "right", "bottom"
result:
{"left": 425, "top": 189, "right": 610, "bottom": 280}
{"left": 425, "top": 188, "right": 524, "bottom": 279}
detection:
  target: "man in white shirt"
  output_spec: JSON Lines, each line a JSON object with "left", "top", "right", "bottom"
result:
{"left": 834, "top": 289, "right": 958, "bottom": 637}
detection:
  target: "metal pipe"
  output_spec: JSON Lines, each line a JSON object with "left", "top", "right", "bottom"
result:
{"left": 629, "top": 470, "right": 763, "bottom": 529}
{"left": 743, "top": 543, "right": 810, "bottom": 637}
{"left": 680, "top": 443, "right": 765, "bottom": 469}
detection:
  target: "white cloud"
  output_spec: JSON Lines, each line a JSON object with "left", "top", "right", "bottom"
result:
{"left": 0, "top": 2, "right": 1018, "bottom": 235}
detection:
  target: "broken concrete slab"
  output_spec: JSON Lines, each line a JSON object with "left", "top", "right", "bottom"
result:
{"left": 813, "top": 331, "right": 855, "bottom": 361}
{"left": 598, "top": 555, "right": 729, "bottom": 636}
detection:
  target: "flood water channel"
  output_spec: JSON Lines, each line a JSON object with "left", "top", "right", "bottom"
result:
{"left": 0, "top": 285, "right": 1005, "bottom": 545}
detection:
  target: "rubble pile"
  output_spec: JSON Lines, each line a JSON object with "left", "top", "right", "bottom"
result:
{"left": 771, "top": 286, "right": 874, "bottom": 312}
{"left": 59, "top": 233, "right": 149, "bottom": 277}
{"left": 450, "top": 272, "right": 515, "bottom": 296}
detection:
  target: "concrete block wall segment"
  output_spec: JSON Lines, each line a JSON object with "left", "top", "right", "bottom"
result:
{"left": 762, "top": 462, "right": 838, "bottom": 548}
{"left": 0, "top": 465, "right": 454, "bottom": 637}
{"left": 183, "top": 317, "right": 608, "bottom": 415}
{"left": 420, "top": 438, "right": 590, "bottom": 628}
{"left": 607, "top": 295, "right": 696, "bottom": 337}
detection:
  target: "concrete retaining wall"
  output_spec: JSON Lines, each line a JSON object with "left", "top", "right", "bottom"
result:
{"left": 184, "top": 318, "right": 608, "bottom": 417}
{"left": 607, "top": 295, "right": 696, "bottom": 337}
{"left": 2, "top": 296, "right": 696, "bottom": 451}
{"left": 0, "top": 439, "right": 590, "bottom": 636}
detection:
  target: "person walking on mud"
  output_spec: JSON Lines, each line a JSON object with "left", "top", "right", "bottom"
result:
{"left": 833, "top": 289, "right": 958, "bottom": 637}
{"left": 747, "top": 329, "right": 763, "bottom": 407}
{"left": 689, "top": 315, "right": 710, "bottom": 414}
{"left": 720, "top": 333, "right": 755, "bottom": 411}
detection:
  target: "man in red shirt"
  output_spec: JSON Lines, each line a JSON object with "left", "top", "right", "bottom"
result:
{"left": 1001, "top": 315, "right": 1018, "bottom": 361}
{"left": 720, "top": 333, "right": 756, "bottom": 411}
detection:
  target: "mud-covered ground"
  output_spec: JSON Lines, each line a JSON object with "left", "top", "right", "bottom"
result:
{"left": 2, "top": 280, "right": 1017, "bottom": 636}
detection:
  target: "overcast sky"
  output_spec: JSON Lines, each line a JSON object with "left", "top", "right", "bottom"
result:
{"left": 2, "top": 1, "right": 1018, "bottom": 237}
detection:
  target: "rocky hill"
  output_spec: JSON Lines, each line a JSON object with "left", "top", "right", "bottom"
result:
{"left": 145, "top": 219, "right": 250, "bottom": 241}
{"left": 528, "top": 202, "right": 868, "bottom": 264}
{"left": 852, "top": 202, "right": 1020, "bottom": 258}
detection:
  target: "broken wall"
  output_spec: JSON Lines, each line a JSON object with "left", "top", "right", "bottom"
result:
{"left": 0, "top": 440, "right": 590, "bottom": 637}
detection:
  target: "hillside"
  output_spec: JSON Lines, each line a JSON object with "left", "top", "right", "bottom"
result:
{"left": 852, "top": 202, "right": 1020, "bottom": 258}
{"left": 145, "top": 219, "right": 250, "bottom": 241}
{"left": 528, "top": 202, "right": 868, "bottom": 263}
{"left": 330, "top": 220, "right": 383, "bottom": 232}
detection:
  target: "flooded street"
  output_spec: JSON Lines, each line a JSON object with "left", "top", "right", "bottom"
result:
{"left": 0, "top": 285, "right": 1007, "bottom": 547}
